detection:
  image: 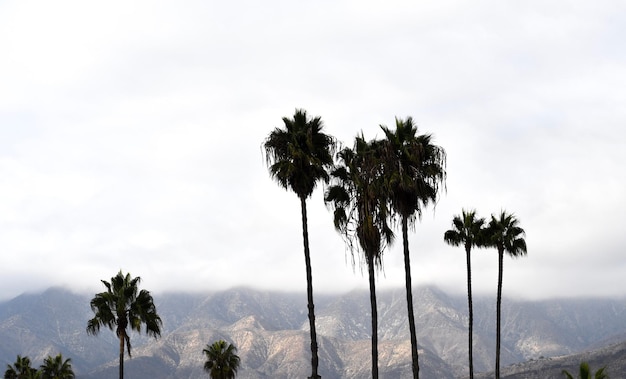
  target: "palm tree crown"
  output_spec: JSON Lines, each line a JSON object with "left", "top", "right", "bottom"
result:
{"left": 380, "top": 117, "right": 446, "bottom": 220}
{"left": 4, "top": 355, "right": 38, "bottom": 379}
{"left": 444, "top": 209, "right": 486, "bottom": 251}
{"left": 40, "top": 354, "right": 74, "bottom": 379}
{"left": 486, "top": 211, "right": 527, "bottom": 258}
{"left": 86, "top": 271, "right": 162, "bottom": 379}
{"left": 326, "top": 135, "right": 394, "bottom": 265}
{"left": 203, "top": 340, "right": 241, "bottom": 379}
{"left": 264, "top": 108, "right": 336, "bottom": 200}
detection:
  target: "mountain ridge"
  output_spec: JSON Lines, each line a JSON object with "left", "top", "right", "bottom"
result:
{"left": 2, "top": 285, "right": 626, "bottom": 378}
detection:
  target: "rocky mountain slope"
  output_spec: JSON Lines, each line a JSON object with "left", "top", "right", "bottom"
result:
{"left": 1, "top": 286, "right": 625, "bottom": 378}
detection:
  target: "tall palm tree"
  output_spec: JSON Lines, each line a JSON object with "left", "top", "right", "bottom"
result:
{"left": 40, "top": 354, "right": 74, "bottom": 379}
{"left": 263, "top": 109, "right": 336, "bottom": 379}
{"left": 86, "top": 270, "right": 162, "bottom": 379}
{"left": 444, "top": 209, "right": 486, "bottom": 379}
{"left": 325, "top": 134, "right": 394, "bottom": 379}
{"left": 380, "top": 117, "right": 446, "bottom": 379}
{"left": 4, "top": 355, "right": 38, "bottom": 379}
{"left": 562, "top": 362, "right": 608, "bottom": 379}
{"left": 203, "top": 340, "right": 241, "bottom": 379}
{"left": 485, "top": 211, "right": 527, "bottom": 379}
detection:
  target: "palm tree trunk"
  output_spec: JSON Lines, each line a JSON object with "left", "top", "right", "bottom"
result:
{"left": 368, "top": 254, "right": 379, "bottom": 379}
{"left": 300, "top": 197, "right": 321, "bottom": 379}
{"left": 402, "top": 217, "right": 419, "bottom": 378}
{"left": 119, "top": 334, "right": 124, "bottom": 379}
{"left": 495, "top": 248, "right": 504, "bottom": 379}
{"left": 466, "top": 244, "right": 474, "bottom": 379}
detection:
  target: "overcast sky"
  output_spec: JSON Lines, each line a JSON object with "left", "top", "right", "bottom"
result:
{"left": 0, "top": 1, "right": 624, "bottom": 302}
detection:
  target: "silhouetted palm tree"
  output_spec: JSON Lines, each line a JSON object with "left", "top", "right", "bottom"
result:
{"left": 485, "top": 211, "right": 527, "bottom": 379}
{"left": 40, "top": 354, "right": 74, "bottom": 379}
{"left": 380, "top": 117, "right": 446, "bottom": 378}
{"left": 562, "top": 362, "right": 608, "bottom": 379}
{"left": 444, "top": 209, "right": 486, "bottom": 379}
{"left": 263, "top": 109, "right": 336, "bottom": 379}
{"left": 203, "top": 340, "right": 241, "bottom": 379}
{"left": 4, "top": 355, "right": 38, "bottom": 379}
{"left": 325, "top": 134, "right": 394, "bottom": 379}
{"left": 86, "top": 270, "right": 162, "bottom": 379}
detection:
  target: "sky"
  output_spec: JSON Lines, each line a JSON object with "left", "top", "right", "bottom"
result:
{"left": 0, "top": 0, "right": 624, "bottom": 302}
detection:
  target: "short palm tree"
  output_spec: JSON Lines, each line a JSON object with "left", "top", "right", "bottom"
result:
{"left": 325, "top": 134, "right": 394, "bottom": 379}
{"left": 444, "top": 209, "right": 486, "bottom": 379}
{"left": 380, "top": 117, "right": 446, "bottom": 379}
{"left": 4, "top": 355, "right": 38, "bottom": 379}
{"left": 562, "top": 362, "right": 608, "bottom": 379}
{"left": 39, "top": 354, "right": 74, "bottom": 379}
{"left": 203, "top": 340, "right": 241, "bottom": 379}
{"left": 86, "top": 270, "right": 162, "bottom": 379}
{"left": 485, "top": 211, "right": 527, "bottom": 379}
{"left": 263, "top": 109, "right": 336, "bottom": 379}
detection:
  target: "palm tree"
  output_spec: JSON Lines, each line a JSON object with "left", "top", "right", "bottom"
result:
{"left": 263, "top": 109, "right": 336, "bottom": 379}
{"left": 485, "top": 211, "right": 527, "bottom": 379}
{"left": 86, "top": 270, "right": 162, "bottom": 379}
{"left": 39, "top": 354, "right": 74, "bottom": 379}
{"left": 325, "top": 134, "right": 394, "bottom": 379}
{"left": 203, "top": 340, "right": 241, "bottom": 379}
{"left": 4, "top": 355, "right": 38, "bottom": 379}
{"left": 380, "top": 117, "right": 446, "bottom": 379}
{"left": 562, "top": 362, "right": 608, "bottom": 379}
{"left": 444, "top": 209, "right": 486, "bottom": 379}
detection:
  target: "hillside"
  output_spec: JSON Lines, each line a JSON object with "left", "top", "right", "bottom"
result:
{"left": 1, "top": 286, "right": 626, "bottom": 378}
{"left": 475, "top": 339, "right": 626, "bottom": 378}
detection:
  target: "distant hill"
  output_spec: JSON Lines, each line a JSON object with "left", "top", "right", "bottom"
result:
{"left": 1, "top": 286, "right": 626, "bottom": 378}
{"left": 475, "top": 340, "right": 626, "bottom": 378}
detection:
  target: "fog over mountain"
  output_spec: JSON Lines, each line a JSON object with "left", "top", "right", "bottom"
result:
{"left": 2, "top": 286, "right": 626, "bottom": 378}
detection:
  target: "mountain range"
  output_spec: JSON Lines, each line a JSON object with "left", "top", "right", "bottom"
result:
{"left": 1, "top": 286, "right": 626, "bottom": 378}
